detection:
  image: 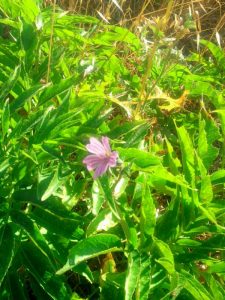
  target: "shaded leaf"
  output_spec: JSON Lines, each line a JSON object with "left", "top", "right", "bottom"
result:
{"left": 0, "top": 224, "right": 15, "bottom": 285}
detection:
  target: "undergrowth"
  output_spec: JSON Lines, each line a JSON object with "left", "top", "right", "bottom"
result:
{"left": 0, "top": 0, "right": 225, "bottom": 299}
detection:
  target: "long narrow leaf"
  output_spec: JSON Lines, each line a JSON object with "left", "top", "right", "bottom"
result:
{"left": 0, "top": 224, "right": 15, "bottom": 285}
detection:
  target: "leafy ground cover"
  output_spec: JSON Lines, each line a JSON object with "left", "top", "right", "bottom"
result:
{"left": 0, "top": 0, "right": 225, "bottom": 299}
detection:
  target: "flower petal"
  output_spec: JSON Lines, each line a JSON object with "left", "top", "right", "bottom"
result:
{"left": 93, "top": 161, "right": 109, "bottom": 179}
{"left": 101, "top": 136, "right": 111, "bottom": 153}
{"left": 108, "top": 157, "right": 117, "bottom": 167}
{"left": 112, "top": 151, "right": 118, "bottom": 159}
{"left": 83, "top": 155, "right": 102, "bottom": 171}
{"left": 83, "top": 137, "right": 118, "bottom": 178}
{"left": 108, "top": 151, "right": 118, "bottom": 167}
{"left": 86, "top": 137, "right": 106, "bottom": 155}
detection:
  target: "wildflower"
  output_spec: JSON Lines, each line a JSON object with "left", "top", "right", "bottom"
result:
{"left": 83, "top": 137, "right": 118, "bottom": 179}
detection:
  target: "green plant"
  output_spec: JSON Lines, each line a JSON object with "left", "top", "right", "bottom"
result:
{"left": 0, "top": 1, "right": 225, "bottom": 299}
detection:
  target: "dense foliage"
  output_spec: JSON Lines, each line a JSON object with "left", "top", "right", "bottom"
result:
{"left": 0, "top": 1, "right": 225, "bottom": 299}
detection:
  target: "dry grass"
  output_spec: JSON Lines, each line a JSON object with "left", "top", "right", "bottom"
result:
{"left": 44, "top": 0, "right": 225, "bottom": 43}
{"left": 43, "top": 0, "right": 225, "bottom": 114}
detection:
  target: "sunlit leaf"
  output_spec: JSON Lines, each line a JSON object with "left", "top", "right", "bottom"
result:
{"left": 125, "top": 250, "right": 140, "bottom": 300}
{"left": 57, "top": 234, "right": 122, "bottom": 275}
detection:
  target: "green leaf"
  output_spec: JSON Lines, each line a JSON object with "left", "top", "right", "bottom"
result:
{"left": 98, "top": 175, "right": 120, "bottom": 219}
{"left": 21, "top": 21, "right": 37, "bottom": 51}
{"left": 165, "top": 138, "right": 181, "bottom": 175}
{"left": 29, "top": 274, "right": 52, "bottom": 300}
{"left": 94, "top": 26, "right": 140, "bottom": 51}
{"left": 184, "top": 75, "right": 219, "bottom": 106}
{"left": 207, "top": 261, "right": 225, "bottom": 273}
{"left": 56, "top": 14, "right": 99, "bottom": 25}
{"left": 197, "top": 155, "right": 213, "bottom": 202}
{"left": 123, "top": 123, "right": 149, "bottom": 147}
{"left": 37, "top": 169, "right": 62, "bottom": 201}
{"left": 0, "top": 158, "right": 10, "bottom": 174}
{"left": 141, "top": 177, "right": 156, "bottom": 236}
{"left": 154, "top": 238, "right": 175, "bottom": 274}
{"left": 72, "top": 262, "right": 94, "bottom": 283}
{"left": 176, "top": 125, "right": 195, "bottom": 185}
{"left": 0, "top": 65, "right": 20, "bottom": 104}
{"left": 101, "top": 272, "right": 125, "bottom": 300}
{"left": 40, "top": 169, "right": 60, "bottom": 201}
{"left": 136, "top": 254, "right": 151, "bottom": 300}
{"left": 10, "top": 84, "right": 49, "bottom": 111}
{"left": 147, "top": 165, "right": 189, "bottom": 193}
{"left": 91, "top": 180, "right": 105, "bottom": 215}
{"left": 114, "top": 176, "right": 129, "bottom": 199}
{"left": 176, "top": 125, "right": 199, "bottom": 224}
{"left": 210, "top": 170, "right": 225, "bottom": 185}
{"left": 39, "top": 75, "right": 80, "bottom": 106}
{"left": 7, "top": 272, "right": 27, "bottom": 300}
{"left": 155, "top": 193, "right": 180, "bottom": 241}
{"left": 56, "top": 234, "right": 122, "bottom": 275}
{"left": 1, "top": 99, "right": 10, "bottom": 139}
{"left": 33, "top": 108, "right": 82, "bottom": 143}
{"left": 117, "top": 147, "right": 161, "bottom": 168}
{"left": 200, "top": 39, "right": 225, "bottom": 67}
{"left": 0, "top": 223, "right": 15, "bottom": 285}
{"left": 0, "top": 19, "right": 21, "bottom": 30}
{"left": 125, "top": 250, "right": 140, "bottom": 300}
{"left": 199, "top": 205, "right": 219, "bottom": 226}
{"left": 21, "top": 242, "right": 70, "bottom": 300}
{"left": 176, "top": 238, "right": 201, "bottom": 247}
{"left": 215, "top": 109, "right": 225, "bottom": 136}
{"left": 86, "top": 209, "right": 116, "bottom": 236}
{"left": 208, "top": 275, "right": 225, "bottom": 300}
{"left": 179, "top": 270, "right": 213, "bottom": 300}
{"left": 198, "top": 117, "right": 220, "bottom": 170}
{"left": 31, "top": 199, "right": 82, "bottom": 238}
{"left": 10, "top": 210, "right": 53, "bottom": 260}
{"left": 8, "top": 110, "right": 43, "bottom": 140}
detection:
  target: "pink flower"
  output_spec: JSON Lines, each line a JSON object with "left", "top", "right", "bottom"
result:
{"left": 83, "top": 137, "right": 118, "bottom": 179}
